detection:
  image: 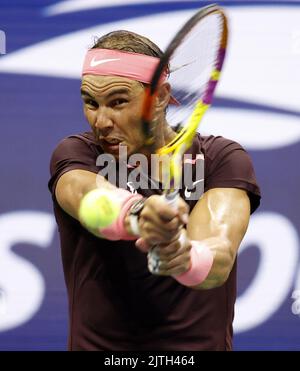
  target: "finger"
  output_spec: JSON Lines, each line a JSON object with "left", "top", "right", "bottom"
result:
{"left": 151, "top": 252, "right": 191, "bottom": 276}
{"left": 135, "top": 238, "right": 151, "bottom": 253}
{"left": 159, "top": 231, "right": 190, "bottom": 256}
{"left": 148, "top": 232, "right": 191, "bottom": 275}
{"left": 177, "top": 198, "right": 190, "bottom": 225}
{"left": 158, "top": 237, "right": 192, "bottom": 261}
{"left": 139, "top": 221, "right": 180, "bottom": 244}
{"left": 140, "top": 213, "right": 182, "bottom": 233}
{"left": 155, "top": 237, "right": 191, "bottom": 269}
{"left": 157, "top": 236, "right": 183, "bottom": 255}
{"left": 143, "top": 195, "right": 179, "bottom": 222}
{"left": 139, "top": 215, "right": 182, "bottom": 238}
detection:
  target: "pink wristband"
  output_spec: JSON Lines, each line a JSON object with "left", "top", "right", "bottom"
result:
{"left": 174, "top": 241, "right": 214, "bottom": 287}
{"left": 100, "top": 189, "right": 143, "bottom": 241}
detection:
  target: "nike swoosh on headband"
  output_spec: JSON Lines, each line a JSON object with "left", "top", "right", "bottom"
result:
{"left": 90, "top": 57, "right": 121, "bottom": 67}
{"left": 82, "top": 49, "right": 179, "bottom": 105}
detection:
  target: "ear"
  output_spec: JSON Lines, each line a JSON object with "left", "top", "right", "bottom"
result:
{"left": 155, "top": 82, "right": 171, "bottom": 111}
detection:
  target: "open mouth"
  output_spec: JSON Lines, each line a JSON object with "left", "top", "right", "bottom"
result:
{"left": 100, "top": 138, "right": 124, "bottom": 152}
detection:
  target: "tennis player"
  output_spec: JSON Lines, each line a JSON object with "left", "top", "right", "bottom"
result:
{"left": 48, "top": 30, "right": 261, "bottom": 351}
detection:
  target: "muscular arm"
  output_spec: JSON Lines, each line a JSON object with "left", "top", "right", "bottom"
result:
{"left": 55, "top": 169, "right": 118, "bottom": 236}
{"left": 187, "top": 187, "right": 250, "bottom": 289}
{"left": 55, "top": 169, "right": 115, "bottom": 219}
{"left": 55, "top": 169, "right": 187, "bottom": 240}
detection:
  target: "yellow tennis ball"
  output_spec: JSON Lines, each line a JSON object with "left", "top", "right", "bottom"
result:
{"left": 79, "top": 189, "right": 120, "bottom": 229}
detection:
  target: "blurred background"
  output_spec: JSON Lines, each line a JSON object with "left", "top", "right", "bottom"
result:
{"left": 0, "top": 0, "right": 299, "bottom": 350}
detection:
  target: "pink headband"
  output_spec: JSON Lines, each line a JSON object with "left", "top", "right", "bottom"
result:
{"left": 82, "top": 49, "right": 179, "bottom": 105}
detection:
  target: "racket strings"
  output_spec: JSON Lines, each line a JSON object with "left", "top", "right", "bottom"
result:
{"left": 168, "top": 14, "right": 222, "bottom": 108}
{"left": 158, "top": 12, "right": 225, "bottom": 192}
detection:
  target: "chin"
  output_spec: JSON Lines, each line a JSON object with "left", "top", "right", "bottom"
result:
{"left": 111, "top": 144, "right": 130, "bottom": 161}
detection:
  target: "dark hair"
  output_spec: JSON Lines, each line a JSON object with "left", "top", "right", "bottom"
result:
{"left": 92, "top": 30, "right": 164, "bottom": 59}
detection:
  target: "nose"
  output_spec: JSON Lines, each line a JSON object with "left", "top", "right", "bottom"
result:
{"left": 94, "top": 107, "right": 114, "bottom": 136}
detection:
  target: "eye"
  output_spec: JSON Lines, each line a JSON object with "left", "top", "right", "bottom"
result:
{"left": 83, "top": 98, "right": 98, "bottom": 108}
{"left": 110, "top": 98, "right": 128, "bottom": 108}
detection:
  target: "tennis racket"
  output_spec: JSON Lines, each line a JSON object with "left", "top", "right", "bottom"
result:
{"left": 141, "top": 4, "right": 228, "bottom": 273}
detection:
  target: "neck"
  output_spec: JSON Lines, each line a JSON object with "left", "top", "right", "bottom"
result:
{"left": 143, "top": 119, "right": 176, "bottom": 156}
{"left": 142, "top": 120, "right": 177, "bottom": 184}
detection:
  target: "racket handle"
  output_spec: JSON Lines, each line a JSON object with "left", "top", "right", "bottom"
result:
{"left": 148, "top": 191, "right": 187, "bottom": 274}
{"left": 163, "top": 190, "right": 179, "bottom": 210}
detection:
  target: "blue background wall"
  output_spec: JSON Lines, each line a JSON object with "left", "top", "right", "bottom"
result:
{"left": 0, "top": 0, "right": 300, "bottom": 350}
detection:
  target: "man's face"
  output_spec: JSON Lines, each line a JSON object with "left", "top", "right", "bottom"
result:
{"left": 81, "top": 75, "right": 146, "bottom": 158}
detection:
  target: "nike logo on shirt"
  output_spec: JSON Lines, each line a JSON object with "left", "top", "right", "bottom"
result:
{"left": 184, "top": 179, "right": 204, "bottom": 198}
{"left": 127, "top": 182, "right": 137, "bottom": 195}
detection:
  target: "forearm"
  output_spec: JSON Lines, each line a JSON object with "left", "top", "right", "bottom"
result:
{"left": 55, "top": 170, "right": 115, "bottom": 220}
{"left": 55, "top": 169, "right": 141, "bottom": 239}
{"left": 185, "top": 188, "right": 250, "bottom": 290}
